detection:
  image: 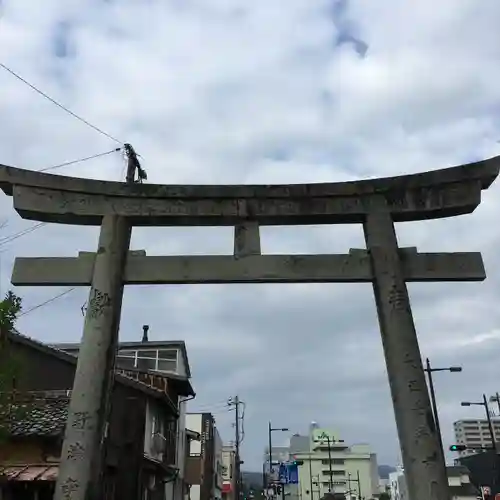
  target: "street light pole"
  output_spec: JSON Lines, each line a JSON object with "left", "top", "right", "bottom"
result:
{"left": 484, "top": 393, "right": 497, "bottom": 451}
{"left": 268, "top": 422, "right": 273, "bottom": 487}
{"left": 461, "top": 394, "right": 497, "bottom": 450}
{"left": 308, "top": 455, "right": 314, "bottom": 500}
{"left": 267, "top": 423, "right": 289, "bottom": 494}
{"left": 326, "top": 436, "right": 333, "bottom": 492}
{"left": 424, "top": 358, "right": 462, "bottom": 464}
{"left": 490, "top": 392, "right": 500, "bottom": 416}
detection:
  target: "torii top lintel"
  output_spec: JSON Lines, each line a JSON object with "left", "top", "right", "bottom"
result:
{"left": 0, "top": 155, "right": 498, "bottom": 226}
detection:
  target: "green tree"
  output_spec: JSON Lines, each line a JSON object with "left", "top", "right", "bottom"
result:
{"left": 0, "top": 291, "right": 23, "bottom": 441}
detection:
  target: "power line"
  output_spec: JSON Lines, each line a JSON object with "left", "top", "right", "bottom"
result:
{"left": 0, "top": 148, "right": 123, "bottom": 250}
{"left": 18, "top": 288, "right": 76, "bottom": 318}
{"left": 38, "top": 148, "right": 122, "bottom": 173}
{"left": 0, "top": 62, "right": 122, "bottom": 144}
{"left": 0, "top": 222, "right": 47, "bottom": 247}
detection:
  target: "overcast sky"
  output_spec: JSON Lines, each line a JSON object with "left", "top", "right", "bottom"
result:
{"left": 1, "top": 0, "right": 500, "bottom": 471}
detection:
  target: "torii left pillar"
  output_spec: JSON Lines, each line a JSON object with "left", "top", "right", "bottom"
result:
{"left": 54, "top": 214, "right": 131, "bottom": 500}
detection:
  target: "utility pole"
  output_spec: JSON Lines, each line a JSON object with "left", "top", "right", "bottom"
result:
{"left": 347, "top": 472, "right": 362, "bottom": 499}
{"left": 326, "top": 437, "right": 333, "bottom": 492}
{"left": 268, "top": 422, "right": 273, "bottom": 489}
{"left": 307, "top": 456, "right": 314, "bottom": 500}
{"left": 230, "top": 396, "right": 242, "bottom": 500}
{"left": 54, "top": 145, "right": 143, "bottom": 500}
{"left": 356, "top": 469, "right": 362, "bottom": 499}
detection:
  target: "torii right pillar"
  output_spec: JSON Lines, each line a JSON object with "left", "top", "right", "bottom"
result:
{"left": 364, "top": 207, "right": 447, "bottom": 499}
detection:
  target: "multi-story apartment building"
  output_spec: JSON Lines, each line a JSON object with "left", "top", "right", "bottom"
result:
{"left": 263, "top": 424, "right": 379, "bottom": 500}
{"left": 453, "top": 419, "right": 500, "bottom": 456}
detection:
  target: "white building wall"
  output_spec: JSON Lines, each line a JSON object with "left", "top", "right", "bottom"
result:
{"left": 190, "top": 485, "right": 201, "bottom": 500}
{"left": 453, "top": 419, "right": 500, "bottom": 457}
{"left": 186, "top": 414, "right": 203, "bottom": 453}
{"left": 296, "top": 448, "right": 379, "bottom": 499}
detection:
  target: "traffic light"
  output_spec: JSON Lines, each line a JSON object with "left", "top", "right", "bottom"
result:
{"left": 449, "top": 444, "right": 467, "bottom": 451}
{"left": 292, "top": 460, "right": 304, "bottom": 466}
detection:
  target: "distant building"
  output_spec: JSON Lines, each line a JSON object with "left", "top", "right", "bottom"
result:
{"left": 221, "top": 445, "right": 236, "bottom": 500}
{"left": 453, "top": 419, "right": 500, "bottom": 457}
{"left": 389, "top": 465, "right": 479, "bottom": 500}
{"left": 186, "top": 413, "right": 224, "bottom": 500}
{"left": 263, "top": 426, "right": 379, "bottom": 500}
{"left": 388, "top": 467, "right": 407, "bottom": 500}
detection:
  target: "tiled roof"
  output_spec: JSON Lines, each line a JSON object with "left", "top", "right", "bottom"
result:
{"left": 8, "top": 330, "right": 179, "bottom": 414}
{"left": 0, "top": 464, "right": 58, "bottom": 481}
{"left": 0, "top": 395, "right": 69, "bottom": 437}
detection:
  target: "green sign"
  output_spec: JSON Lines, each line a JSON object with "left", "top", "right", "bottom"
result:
{"left": 312, "top": 428, "right": 337, "bottom": 442}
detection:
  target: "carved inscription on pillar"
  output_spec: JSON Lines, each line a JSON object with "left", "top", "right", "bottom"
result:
{"left": 67, "top": 441, "right": 86, "bottom": 461}
{"left": 61, "top": 477, "right": 80, "bottom": 499}
{"left": 87, "top": 289, "right": 112, "bottom": 319}
{"left": 71, "top": 411, "right": 92, "bottom": 430}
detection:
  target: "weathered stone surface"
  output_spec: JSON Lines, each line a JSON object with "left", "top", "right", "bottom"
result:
{"left": 54, "top": 215, "right": 131, "bottom": 500}
{"left": 364, "top": 212, "right": 451, "bottom": 500}
{"left": 11, "top": 251, "right": 486, "bottom": 285}
{"left": 0, "top": 154, "right": 498, "bottom": 225}
{"left": 234, "top": 222, "right": 261, "bottom": 256}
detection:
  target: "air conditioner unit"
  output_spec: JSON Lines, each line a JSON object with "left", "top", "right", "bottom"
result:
{"left": 152, "top": 433, "right": 167, "bottom": 455}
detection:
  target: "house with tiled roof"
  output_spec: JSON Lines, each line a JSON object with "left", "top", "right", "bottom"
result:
{"left": 0, "top": 327, "right": 196, "bottom": 500}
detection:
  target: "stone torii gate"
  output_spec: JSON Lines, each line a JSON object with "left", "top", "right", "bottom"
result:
{"left": 0, "top": 155, "right": 499, "bottom": 500}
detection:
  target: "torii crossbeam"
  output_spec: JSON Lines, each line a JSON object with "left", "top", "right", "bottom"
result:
{"left": 1, "top": 154, "right": 499, "bottom": 500}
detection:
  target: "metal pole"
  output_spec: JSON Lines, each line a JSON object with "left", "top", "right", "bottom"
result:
{"left": 425, "top": 358, "right": 446, "bottom": 464}
{"left": 235, "top": 396, "right": 241, "bottom": 500}
{"left": 308, "top": 455, "right": 314, "bottom": 500}
{"left": 347, "top": 474, "right": 351, "bottom": 498}
{"left": 363, "top": 211, "right": 450, "bottom": 500}
{"left": 263, "top": 462, "right": 267, "bottom": 493}
{"left": 326, "top": 437, "right": 333, "bottom": 492}
{"left": 357, "top": 470, "right": 362, "bottom": 499}
{"left": 483, "top": 394, "right": 496, "bottom": 450}
{"left": 269, "top": 422, "right": 273, "bottom": 489}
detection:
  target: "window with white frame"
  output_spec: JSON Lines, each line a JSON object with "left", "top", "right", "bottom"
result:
{"left": 116, "top": 348, "right": 178, "bottom": 373}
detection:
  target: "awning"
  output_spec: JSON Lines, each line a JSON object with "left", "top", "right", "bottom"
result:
{"left": 0, "top": 464, "right": 58, "bottom": 481}
{"left": 222, "top": 482, "right": 233, "bottom": 493}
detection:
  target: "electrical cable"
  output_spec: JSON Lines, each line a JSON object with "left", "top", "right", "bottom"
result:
{"left": 0, "top": 62, "right": 122, "bottom": 144}
{"left": 0, "top": 148, "right": 123, "bottom": 250}
{"left": 0, "top": 222, "right": 47, "bottom": 247}
{"left": 38, "top": 148, "right": 122, "bottom": 173}
{"left": 18, "top": 288, "right": 76, "bottom": 318}
{"left": 191, "top": 402, "right": 232, "bottom": 413}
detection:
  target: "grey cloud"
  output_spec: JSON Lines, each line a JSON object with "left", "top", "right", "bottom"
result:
{"left": 1, "top": 0, "right": 500, "bottom": 473}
